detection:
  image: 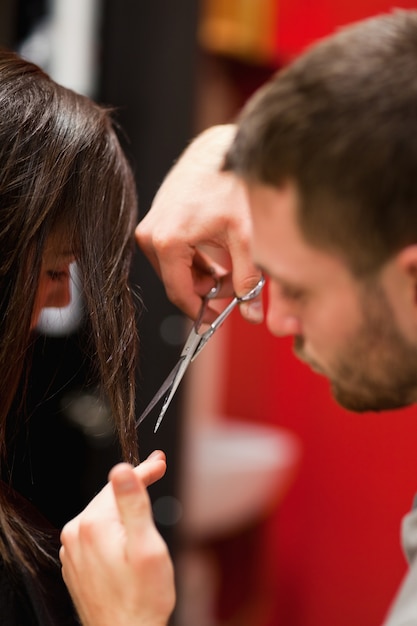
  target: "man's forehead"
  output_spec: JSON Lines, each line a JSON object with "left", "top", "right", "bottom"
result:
{"left": 246, "top": 180, "right": 303, "bottom": 246}
{"left": 248, "top": 180, "right": 356, "bottom": 288}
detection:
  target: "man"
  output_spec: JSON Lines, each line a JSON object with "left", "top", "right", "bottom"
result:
{"left": 136, "top": 9, "right": 417, "bottom": 625}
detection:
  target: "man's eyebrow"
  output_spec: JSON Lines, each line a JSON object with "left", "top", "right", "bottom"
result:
{"left": 254, "top": 262, "right": 269, "bottom": 276}
{"left": 255, "top": 263, "right": 292, "bottom": 285}
{"left": 255, "top": 263, "right": 303, "bottom": 290}
{"left": 255, "top": 263, "right": 291, "bottom": 285}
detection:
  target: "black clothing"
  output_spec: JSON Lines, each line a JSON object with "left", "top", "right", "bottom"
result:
{"left": 0, "top": 482, "right": 80, "bottom": 626}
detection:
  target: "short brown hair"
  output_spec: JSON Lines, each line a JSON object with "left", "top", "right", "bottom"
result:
{"left": 224, "top": 10, "right": 417, "bottom": 276}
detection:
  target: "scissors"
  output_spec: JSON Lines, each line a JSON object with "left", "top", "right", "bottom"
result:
{"left": 137, "top": 274, "right": 265, "bottom": 433}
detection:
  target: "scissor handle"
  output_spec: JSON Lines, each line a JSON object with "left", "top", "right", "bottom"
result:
{"left": 192, "top": 275, "right": 265, "bottom": 360}
{"left": 236, "top": 275, "right": 265, "bottom": 302}
{"left": 205, "top": 272, "right": 265, "bottom": 302}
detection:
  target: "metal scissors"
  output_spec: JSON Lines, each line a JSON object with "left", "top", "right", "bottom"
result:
{"left": 137, "top": 274, "right": 265, "bottom": 432}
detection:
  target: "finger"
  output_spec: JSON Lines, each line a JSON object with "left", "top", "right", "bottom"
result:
{"left": 135, "top": 450, "right": 167, "bottom": 487}
{"left": 157, "top": 243, "right": 207, "bottom": 320}
{"left": 136, "top": 223, "right": 202, "bottom": 319}
{"left": 134, "top": 221, "right": 162, "bottom": 279}
{"left": 200, "top": 176, "right": 263, "bottom": 324}
{"left": 227, "top": 249, "right": 264, "bottom": 324}
{"left": 191, "top": 249, "right": 227, "bottom": 297}
{"left": 109, "top": 464, "right": 154, "bottom": 543}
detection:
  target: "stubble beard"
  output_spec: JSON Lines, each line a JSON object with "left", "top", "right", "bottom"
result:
{"left": 293, "top": 282, "right": 417, "bottom": 413}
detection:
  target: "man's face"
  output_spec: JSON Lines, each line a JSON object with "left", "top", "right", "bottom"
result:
{"left": 247, "top": 180, "right": 417, "bottom": 412}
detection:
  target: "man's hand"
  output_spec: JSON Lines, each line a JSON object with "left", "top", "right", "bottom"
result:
{"left": 135, "top": 124, "right": 264, "bottom": 325}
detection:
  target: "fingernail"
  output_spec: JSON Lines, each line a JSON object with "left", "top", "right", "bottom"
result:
{"left": 241, "top": 300, "right": 263, "bottom": 323}
{"left": 148, "top": 449, "right": 163, "bottom": 460}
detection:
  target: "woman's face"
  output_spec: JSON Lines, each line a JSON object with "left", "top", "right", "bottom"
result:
{"left": 31, "top": 231, "right": 75, "bottom": 329}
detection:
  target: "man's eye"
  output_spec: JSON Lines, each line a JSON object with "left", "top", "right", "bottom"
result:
{"left": 281, "top": 285, "right": 305, "bottom": 301}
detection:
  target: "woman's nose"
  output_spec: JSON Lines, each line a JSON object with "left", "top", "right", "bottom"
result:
{"left": 31, "top": 270, "right": 72, "bottom": 330}
{"left": 45, "top": 275, "right": 72, "bottom": 309}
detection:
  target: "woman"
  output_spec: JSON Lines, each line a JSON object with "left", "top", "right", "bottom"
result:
{"left": 0, "top": 49, "right": 174, "bottom": 625}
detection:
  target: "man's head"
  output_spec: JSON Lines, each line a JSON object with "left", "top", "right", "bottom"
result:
{"left": 225, "top": 10, "right": 417, "bottom": 276}
{"left": 224, "top": 10, "right": 417, "bottom": 412}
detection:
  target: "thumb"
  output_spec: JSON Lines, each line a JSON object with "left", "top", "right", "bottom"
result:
{"left": 233, "top": 270, "right": 265, "bottom": 324}
{"left": 109, "top": 463, "right": 154, "bottom": 538}
{"left": 135, "top": 450, "right": 167, "bottom": 487}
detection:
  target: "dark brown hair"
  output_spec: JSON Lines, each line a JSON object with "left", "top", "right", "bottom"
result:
{"left": 0, "top": 50, "right": 139, "bottom": 571}
{"left": 224, "top": 10, "right": 417, "bottom": 276}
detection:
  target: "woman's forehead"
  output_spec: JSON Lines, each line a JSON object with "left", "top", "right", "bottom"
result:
{"left": 42, "top": 230, "right": 75, "bottom": 261}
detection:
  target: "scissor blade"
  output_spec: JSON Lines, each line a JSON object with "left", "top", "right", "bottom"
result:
{"left": 153, "top": 349, "right": 194, "bottom": 432}
{"left": 136, "top": 359, "right": 183, "bottom": 428}
{"left": 191, "top": 297, "right": 238, "bottom": 362}
{"left": 154, "top": 299, "right": 242, "bottom": 429}
{"left": 153, "top": 328, "right": 204, "bottom": 431}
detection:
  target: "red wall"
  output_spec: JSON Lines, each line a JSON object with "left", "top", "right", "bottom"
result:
{"left": 274, "top": 0, "right": 417, "bottom": 63}
{"left": 218, "top": 3, "right": 417, "bottom": 624}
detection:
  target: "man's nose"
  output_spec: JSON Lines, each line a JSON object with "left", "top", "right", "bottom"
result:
{"left": 266, "top": 282, "right": 302, "bottom": 337}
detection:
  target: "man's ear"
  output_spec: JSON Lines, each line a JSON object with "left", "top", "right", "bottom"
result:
{"left": 395, "top": 246, "right": 417, "bottom": 305}
{"left": 382, "top": 246, "right": 417, "bottom": 339}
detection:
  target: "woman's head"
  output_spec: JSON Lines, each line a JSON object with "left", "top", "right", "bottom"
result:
{"left": 0, "top": 49, "right": 139, "bottom": 463}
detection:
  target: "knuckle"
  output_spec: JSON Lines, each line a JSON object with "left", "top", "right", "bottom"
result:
{"left": 60, "top": 521, "right": 76, "bottom": 546}
{"left": 152, "top": 231, "right": 180, "bottom": 255}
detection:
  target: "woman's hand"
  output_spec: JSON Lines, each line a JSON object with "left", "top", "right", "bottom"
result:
{"left": 60, "top": 451, "right": 175, "bottom": 626}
